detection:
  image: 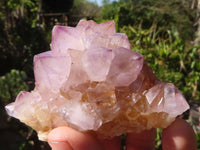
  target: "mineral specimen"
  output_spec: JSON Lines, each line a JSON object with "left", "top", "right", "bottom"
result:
{"left": 5, "top": 20, "right": 189, "bottom": 141}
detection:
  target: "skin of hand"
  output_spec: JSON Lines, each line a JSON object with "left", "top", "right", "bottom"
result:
{"left": 48, "top": 118, "right": 197, "bottom": 150}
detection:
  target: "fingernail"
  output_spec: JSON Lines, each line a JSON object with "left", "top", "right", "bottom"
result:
{"left": 49, "top": 141, "right": 73, "bottom": 150}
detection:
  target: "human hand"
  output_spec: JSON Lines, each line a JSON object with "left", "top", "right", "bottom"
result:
{"left": 48, "top": 118, "right": 197, "bottom": 150}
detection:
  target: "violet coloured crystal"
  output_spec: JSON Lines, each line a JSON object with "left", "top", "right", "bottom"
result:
{"left": 5, "top": 20, "right": 189, "bottom": 141}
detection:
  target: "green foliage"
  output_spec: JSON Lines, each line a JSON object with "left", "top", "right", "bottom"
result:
{"left": 183, "top": 47, "right": 200, "bottom": 100}
{"left": 155, "top": 128, "right": 162, "bottom": 150}
{"left": 6, "top": 0, "right": 37, "bottom": 11}
{"left": 120, "top": 24, "right": 200, "bottom": 101}
{"left": 101, "top": 0, "right": 196, "bottom": 40}
{"left": 0, "top": 69, "right": 28, "bottom": 105}
{"left": 0, "top": 0, "right": 48, "bottom": 76}
{"left": 196, "top": 133, "right": 200, "bottom": 148}
{"left": 5, "top": 0, "right": 39, "bottom": 25}
{"left": 101, "top": 1, "right": 120, "bottom": 20}
{"left": 0, "top": 20, "right": 48, "bottom": 76}
{"left": 0, "top": 0, "right": 199, "bottom": 148}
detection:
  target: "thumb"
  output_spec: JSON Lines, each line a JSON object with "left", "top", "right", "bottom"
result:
{"left": 162, "top": 118, "right": 197, "bottom": 150}
{"left": 48, "top": 126, "right": 103, "bottom": 150}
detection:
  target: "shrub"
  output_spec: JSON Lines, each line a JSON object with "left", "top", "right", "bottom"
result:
{"left": 120, "top": 25, "right": 200, "bottom": 101}
{"left": 0, "top": 69, "right": 28, "bottom": 105}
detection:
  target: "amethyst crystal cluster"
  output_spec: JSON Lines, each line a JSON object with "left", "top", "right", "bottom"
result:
{"left": 5, "top": 20, "right": 189, "bottom": 141}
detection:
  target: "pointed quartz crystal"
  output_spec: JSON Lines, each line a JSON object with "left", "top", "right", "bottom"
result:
{"left": 5, "top": 20, "right": 190, "bottom": 141}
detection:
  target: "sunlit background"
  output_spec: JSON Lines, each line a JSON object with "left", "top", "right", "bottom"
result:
{"left": 0, "top": 0, "right": 200, "bottom": 149}
{"left": 88, "top": 0, "right": 117, "bottom": 6}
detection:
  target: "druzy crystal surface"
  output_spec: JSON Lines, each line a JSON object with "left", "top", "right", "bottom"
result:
{"left": 5, "top": 20, "right": 189, "bottom": 141}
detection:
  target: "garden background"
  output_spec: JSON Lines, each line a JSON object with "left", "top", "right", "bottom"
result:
{"left": 0, "top": 0, "right": 200, "bottom": 149}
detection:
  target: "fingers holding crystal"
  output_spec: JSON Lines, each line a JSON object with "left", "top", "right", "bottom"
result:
{"left": 162, "top": 118, "right": 197, "bottom": 150}
{"left": 48, "top": 126, "right": 104, "bottom": 150}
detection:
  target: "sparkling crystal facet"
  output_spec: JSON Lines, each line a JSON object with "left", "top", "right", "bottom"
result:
{"left": 5, "top": 20, "right": 190, "bottom": 141}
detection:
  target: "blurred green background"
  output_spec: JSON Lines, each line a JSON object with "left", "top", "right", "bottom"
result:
{"left": 0, "top": 0, "right": 200, "bottom": 149}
